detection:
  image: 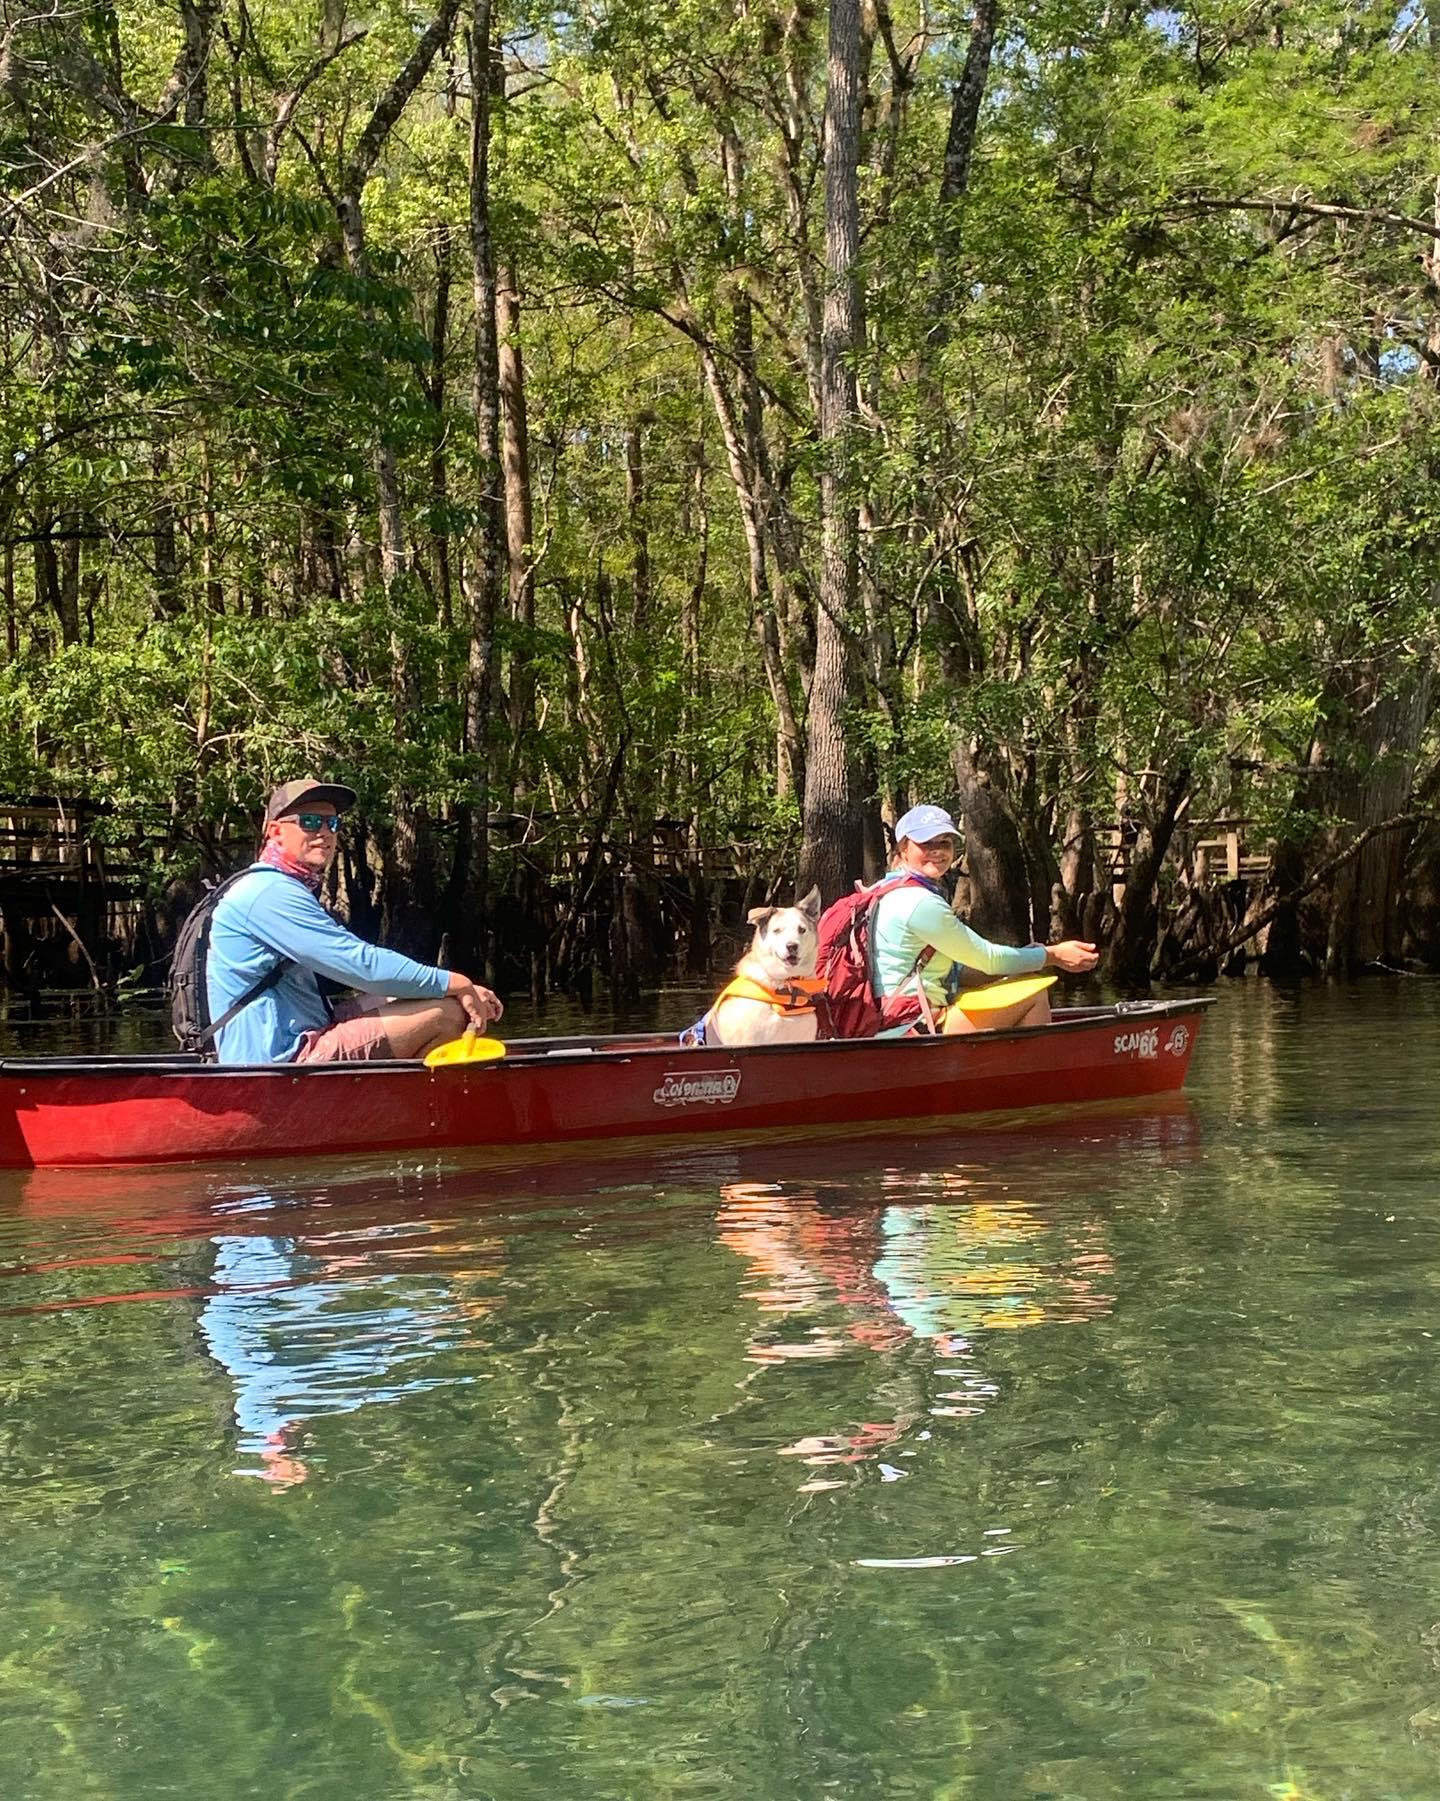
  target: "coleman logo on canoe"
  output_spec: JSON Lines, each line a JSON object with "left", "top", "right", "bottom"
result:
{"left": 653, "top": 1069, "right": 742, "bottom": 1108}
{"left": 1165, "top": 1025, "right": 1190, "bottom": 1057}
{"left": 1113, "top": 1028, "right": 1159, "bottom": 1059}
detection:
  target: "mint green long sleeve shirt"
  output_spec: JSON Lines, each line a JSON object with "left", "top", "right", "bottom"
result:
{"left": 871, "top": 884, "right": 1047, "bottom": 1010}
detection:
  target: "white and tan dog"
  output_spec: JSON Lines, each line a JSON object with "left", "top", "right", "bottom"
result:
{"left": 703, "top": 887, "right": 825, "bottom": 1047}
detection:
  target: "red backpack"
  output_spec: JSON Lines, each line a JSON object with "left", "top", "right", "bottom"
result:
{"left": 816, "top": 875, "right": 936, "bottom": 1039}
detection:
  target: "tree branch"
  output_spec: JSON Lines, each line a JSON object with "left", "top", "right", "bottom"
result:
{"left": 1172, "top": 194, "right": 1440, "bottom": 243}
{"left": 343, "top": 0, "right": 462, "bottom": 196}
{"left": 267, "top": 27, "right": 370, "bottom": 184}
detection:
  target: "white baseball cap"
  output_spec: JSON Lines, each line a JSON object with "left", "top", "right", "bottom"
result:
{"left": 894, "top": 803, "right": 960, "bottom": 843}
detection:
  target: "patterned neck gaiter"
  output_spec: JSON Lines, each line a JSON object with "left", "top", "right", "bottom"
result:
{"left": 259, "top": 838, "right": 325, "bottom": 897}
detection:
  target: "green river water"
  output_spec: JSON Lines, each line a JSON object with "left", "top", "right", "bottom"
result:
{"left": 2, "top": 983, "right": 1440, "bottom": 1799}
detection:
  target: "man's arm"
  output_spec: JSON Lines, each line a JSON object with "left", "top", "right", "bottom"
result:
{"left": 235, "top": 878, "right": 453, "bottom": 999}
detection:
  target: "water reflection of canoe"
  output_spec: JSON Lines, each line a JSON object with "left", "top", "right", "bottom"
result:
{"left": 0, "top": 998, "right": 1211, "bottom": 1171}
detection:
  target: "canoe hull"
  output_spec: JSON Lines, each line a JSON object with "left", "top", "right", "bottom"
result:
{"left": 0, "top": 1000, "right": 1210, "bottom": 1169}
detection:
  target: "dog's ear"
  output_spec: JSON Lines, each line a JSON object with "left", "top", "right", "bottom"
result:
{"left": 747, "top": 905, "right": 777, "bottom": 928}
{"left": 796, "top": 885, "right": 822, "bottom": 922}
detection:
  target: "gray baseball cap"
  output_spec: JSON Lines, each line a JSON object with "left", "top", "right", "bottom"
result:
{"left": 894, "top": 803, "right": 960, "bottom": 843}
{"left": 264, "top": 777, "right": 357, "bottom": 825}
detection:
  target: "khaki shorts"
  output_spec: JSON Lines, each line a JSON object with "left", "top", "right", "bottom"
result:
{"left": 294, "top": 998, "right": 393, "bottom": 1063}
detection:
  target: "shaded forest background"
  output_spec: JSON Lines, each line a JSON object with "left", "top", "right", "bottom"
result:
{"left": 3, "top": 0, "right": 1439, "bottom": 1000}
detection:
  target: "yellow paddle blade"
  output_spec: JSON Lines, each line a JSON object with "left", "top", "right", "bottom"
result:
{"left": 424, "top": 1028, "right": 507, "bottom": 1068}
{"left": 953, "top": 973, "right": 1057, "bottom": 1018}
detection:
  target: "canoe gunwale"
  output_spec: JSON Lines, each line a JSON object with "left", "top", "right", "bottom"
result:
{"left": 0, "top": 997, "right": 1213, "bottom": 1081}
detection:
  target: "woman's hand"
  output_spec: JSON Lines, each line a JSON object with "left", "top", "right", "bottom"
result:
{"left": 1044, "top": 940, "right": 1100, "bottom": 974}
{"left": 447, "top": 972, "right": 505, "bottom": 1029}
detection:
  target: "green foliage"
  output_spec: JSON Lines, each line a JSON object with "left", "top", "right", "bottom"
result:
{"left": 1, "top": 0, "right": 1436, "bottom": 937}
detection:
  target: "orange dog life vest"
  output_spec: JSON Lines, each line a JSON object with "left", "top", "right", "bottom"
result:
{"left": 713, "top": 973, "right": 828, "bottom": 1017}
{"left": 679, "top": 973, "right": 829, "bottom": 1047}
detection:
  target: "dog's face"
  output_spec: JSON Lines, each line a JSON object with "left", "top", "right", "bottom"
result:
{"left": 746, "top": 886, "right": 822, "bottom": 978}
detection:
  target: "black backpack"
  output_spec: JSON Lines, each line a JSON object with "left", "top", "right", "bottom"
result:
{"left": 170, "top": 869, "right": 293, "bottom": 1053}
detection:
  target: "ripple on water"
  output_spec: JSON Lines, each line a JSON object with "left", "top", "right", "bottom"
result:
{"left": 3, "top": 987, "right": 1440, "bottom": 1798}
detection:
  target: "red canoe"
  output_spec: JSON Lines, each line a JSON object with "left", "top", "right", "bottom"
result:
{"left": 0, "top": 998, "right": 1211, "bottom": 1170}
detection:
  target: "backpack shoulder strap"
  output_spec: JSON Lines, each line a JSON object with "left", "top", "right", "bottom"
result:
{"left": 186, "top": 867, "right": 294, "bottom": 1049}
{"left": 193, "top": 958, "right": 293, "bottom": 1046}
{"left": 863, "top": 873, "right": 934, "bottom": 954}
{"left": 866, "top": 875, "right": 939, "bottom": 1029}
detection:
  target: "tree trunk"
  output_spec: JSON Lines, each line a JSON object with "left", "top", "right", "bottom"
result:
{"left": 428, "top": 222, "right": 454, "bottom": 628}
{"left": 1056, "top": 690, "right": 1097, "bottom": 935}
{"left": 59, "top": 515, "right": 81, "bottom": 643}
{"left": 681, "top": 424, "right": 709, "bottom": 800}
{"left": 333, "top": 0, "right": 460, "bottom": 595}
{"left": 1261, "top": 654, "right": 1434, "bottom": 976}
{"left": 152, "top": 443, "right": 182, "bottom": 616}
{"left": 449, "top": 0, "right": 506, "bottom": 976}
{"left": 334, "top": 188, "right": 412, "bottom": 591}
{"left": 200, "top": 443, "right": 224, "bottom": 613}
{"left": 933, "top": 0, "right": 1000, "bottom": 310}
{"left": 914, "top": 0, "right": 1022, "bottom": 934}
{"left": 928, "top": 572, "right": 1031, "bottom": 937}
{"left": 626, "top": 417, "right": 651, "bottom": 630}
{"left": 693, "top": 342, "right": 806, "bottom": 799}
{"left": 949, "top": 737, "right": 1030, "bottom": 940}
{"left": 728, "top": 277, "right": 812, "bottom": 787}
{"left": 336, "top": 185, "right": 432, "bottom": 948}
{"left": 1105, "top": 766, "right": 1191, "bottom": 984}
{"left": 682, "top": 427, "right": 712, "bottom": 967}
{"left": 497, "top": 255, "right": 536, "bottom": 791}
{"left": 332, "top": 0, "right": 459, "bottom": 952}
{"left": 34, "top": 506, "right": 79, "bottom": 646}
{"left": 1321, "top": 667, "right": 1432, "bottom": 971}
{"left": 799, "top": 0, "right": 866, "bottom": 905}
{"left": 2, "top": 514, "right": 14, "bottom": 659}
{"left": 1403, "top": 813, "right": 1440, "bottom": 968}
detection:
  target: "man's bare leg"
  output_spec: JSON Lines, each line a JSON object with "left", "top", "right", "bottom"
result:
{"left": 368, "top": 996, "right": 473, "bottom": 1059}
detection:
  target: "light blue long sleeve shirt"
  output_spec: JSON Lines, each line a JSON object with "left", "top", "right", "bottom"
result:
{"left": 872, "top": 883, "right": 1047, "bottom": 1010}
{"left": 206, "top": 865, "right": 451, "bottom": 1064}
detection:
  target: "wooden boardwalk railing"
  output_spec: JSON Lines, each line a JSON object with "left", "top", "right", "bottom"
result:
{"left": 0, "top": 797, "right": 1272, "bottom": 904}
{"left": 1092, "top": 818, "right": 1271, "bottom": 891}
{"left": 0, "top": 799, "right": 767, "bottom": 896}
{"left": 0, "top": 798, "right": 157, "bottom": 893}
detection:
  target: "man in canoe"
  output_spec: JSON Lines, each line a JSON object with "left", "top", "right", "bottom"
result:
{"left": 871, "top": 804, "right": 1099, "bottom": 1033}
{"left": 203, "top": 778, "right": 502, "bottom": 1064}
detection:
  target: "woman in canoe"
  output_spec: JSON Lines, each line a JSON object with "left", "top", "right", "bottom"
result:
{"left": 871, "top": 805, "right": 1099, "bottom": 1034}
